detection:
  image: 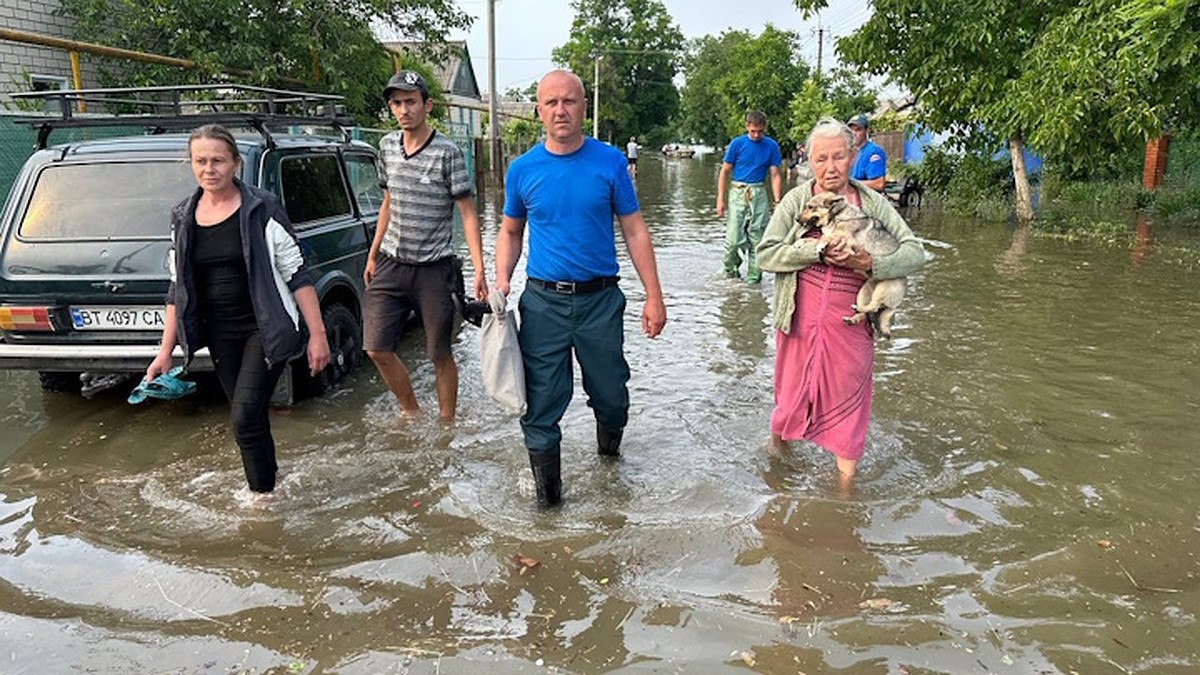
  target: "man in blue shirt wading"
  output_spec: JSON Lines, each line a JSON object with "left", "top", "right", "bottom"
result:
{"left": 716, "top": 110, "right": 783, "bottom": 285}
{"left": 494, "top": 69, "right": 668, "bottom": 507}
{"left": 848, "top": 113, "right": 887, "bottom": 191}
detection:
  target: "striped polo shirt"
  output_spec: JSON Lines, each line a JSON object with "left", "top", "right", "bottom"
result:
{"left": 376, "top": 130, "right": 472, "bottom": 263}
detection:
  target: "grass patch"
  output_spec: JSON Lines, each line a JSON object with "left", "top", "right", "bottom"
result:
{"left": 1030, "top": 212, "right": 1135, "bottom": 243}
{"left": 1151, "top": 177, "right": 1200, "bottom": 226}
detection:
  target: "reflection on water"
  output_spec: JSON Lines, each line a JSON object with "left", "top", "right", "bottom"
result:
{"left": 1, "top": 154, "right": 1198, "bottom": 672}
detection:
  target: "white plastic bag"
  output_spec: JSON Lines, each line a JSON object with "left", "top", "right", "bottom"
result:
{"left": 480, "top": 292, "right": 526, "bottom": 414}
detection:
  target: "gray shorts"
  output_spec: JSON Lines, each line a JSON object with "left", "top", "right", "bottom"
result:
{"left": 363, "top": 254, "right": 456, "bottom": 359}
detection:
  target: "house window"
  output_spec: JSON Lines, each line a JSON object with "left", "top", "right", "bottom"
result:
{"left": 28, "top": 74, "right": 69, "bottom": 92}
{"left": 26, "top": 74, "right": 69, "bottom": 112}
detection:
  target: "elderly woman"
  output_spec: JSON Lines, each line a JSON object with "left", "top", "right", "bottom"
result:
{"left": 756, "top": 117, "right": 924, "bottom": 483}
{"left": 145, "top": 124, "right": 330, "bottom": 497}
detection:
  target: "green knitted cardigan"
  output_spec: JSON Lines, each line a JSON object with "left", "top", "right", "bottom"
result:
{"left": 755, "top": 179, "right": 926, "bottom": 334}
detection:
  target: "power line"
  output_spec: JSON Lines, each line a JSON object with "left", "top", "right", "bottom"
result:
{"left": 824, "top": 5, "right": 871, "bottom": 35}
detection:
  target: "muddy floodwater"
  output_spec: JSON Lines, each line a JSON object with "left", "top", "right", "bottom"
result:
{"left": 1, "top": 154, "right": 1198, "bottom": 674}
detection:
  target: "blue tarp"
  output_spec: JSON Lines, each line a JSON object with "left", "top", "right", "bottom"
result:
{"left": 902, "top": 124, "right": 1042, "bottom": 174}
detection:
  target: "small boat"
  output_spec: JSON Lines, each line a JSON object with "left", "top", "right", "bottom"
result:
{"left": 661, "top": 145, "right": 695, "bottom": 159}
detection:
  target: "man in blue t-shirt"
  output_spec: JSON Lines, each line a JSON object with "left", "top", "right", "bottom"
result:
{"left": 495, "top": 69, "right": 667, "bottom": 507}
{"left": 848, "top": 113, "right": 886, "bottom": 191}
{"left": 716, "top": 110, "right": 782, "bottom": 284}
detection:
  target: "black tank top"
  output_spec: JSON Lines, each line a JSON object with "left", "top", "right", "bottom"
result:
{"left": 192, "top": 209, "right": 257, "bottom": 338}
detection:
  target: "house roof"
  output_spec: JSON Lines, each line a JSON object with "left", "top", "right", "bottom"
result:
{"left": 382, "top": 40, "right": 481, "bottom": 101}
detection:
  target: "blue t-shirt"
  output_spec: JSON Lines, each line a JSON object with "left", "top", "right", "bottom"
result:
{"left": 852, "top": 139, "right": 887, "bottom": 181}
{"left": 722, "top": 134, "right": 782, "bottom": 184}
{"left": 503, "top": 137, "right": 640, "bottom": 282}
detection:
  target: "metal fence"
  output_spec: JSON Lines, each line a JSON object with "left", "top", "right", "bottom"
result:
{"left": 348, "top": 123, "right": 475, "bottom": 185}
{"left": 0, "top": 113, "right": 137, "bottom": 205}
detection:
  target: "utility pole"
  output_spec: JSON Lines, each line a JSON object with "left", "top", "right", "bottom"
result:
{"left": 816, "top": 21, "right": 824, "bottom": 79}
{"left": 487, "top": 0, "right": 501, "bottom": 186}
{"left": 592, "top": 54, "right": 603, "bottom": 139}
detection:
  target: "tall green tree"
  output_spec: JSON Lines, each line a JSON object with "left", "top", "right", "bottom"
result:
{"left": 551, "top": 0, "right": 684, "bottom": 143}
{"left": 1007, "top": 0, "right": 1200, "bottom": 177}
{"left": 678, "top": 26, "right": 810, "bottom": 148}
{"left": 787, "top": 78, "right": 835, "bottom": 143}
{"left": 678, "top": 31, "right": 751, "bottom": 146}
{"left": 788, "top": 67, "right": 876, "bottom": 141}
{"left": 58, "top": 0, "right": 471, "bottom": 125}
{"left": 504, "top": 82, "right": 539, "bottom": 103}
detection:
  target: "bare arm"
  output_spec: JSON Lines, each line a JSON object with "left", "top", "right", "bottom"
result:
{"left": 456, "top": 195, "right": 488, "bottom": 300}
{"left": 769, "top": 165, "right": 783, "bottom": 205}
{"left": 861, "top": 175, "right": 886, "bottom": 191}
{"left": 716, "top": 162, "right": 732, "bottom": 217}
{"left": 618, "top": 211, "right": 667, "bottom": 338}
{"left": 364, "top": 191, "right": 391, "bottom": 285}
{"left": 293, "top": 285, "right": 330, "bottom": 376}
{"left": 494, "top": 214, "right": 526, "bottom": 297}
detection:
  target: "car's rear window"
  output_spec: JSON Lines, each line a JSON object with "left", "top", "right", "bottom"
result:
{"left": 19, "top": 161, "right": 196, "bottom": 240}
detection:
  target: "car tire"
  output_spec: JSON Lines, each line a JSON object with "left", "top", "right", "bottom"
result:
{"left": 38, "top": 371, "right": 83, "bottom": 393}
{"left": 295, "top": 303, "right": 363, "bottom": 398}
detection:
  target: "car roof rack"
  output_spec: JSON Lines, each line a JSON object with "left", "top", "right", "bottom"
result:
{"left": 11, "top": 84, "right": 356, "bottom": 150}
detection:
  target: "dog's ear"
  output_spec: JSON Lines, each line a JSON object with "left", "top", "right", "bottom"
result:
{"left": 827, "top": 195, "right": 847, "bottom": 217}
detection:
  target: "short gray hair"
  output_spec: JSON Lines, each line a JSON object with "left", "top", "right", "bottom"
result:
{"left": 805, "top": 116, "right": 854, "bottom": 156}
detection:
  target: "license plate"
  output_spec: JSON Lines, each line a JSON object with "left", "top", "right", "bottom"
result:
{"left": 70, "top": 306, "right": 166, "bottom": 331}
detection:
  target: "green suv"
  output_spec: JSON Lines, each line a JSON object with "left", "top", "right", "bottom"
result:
{"left": 0, "top": 86, "right": 381, "bottom": 400}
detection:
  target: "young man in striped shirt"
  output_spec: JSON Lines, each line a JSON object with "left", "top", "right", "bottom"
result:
{"left": 365, "top": 70, "right": 487, "bottom": 420}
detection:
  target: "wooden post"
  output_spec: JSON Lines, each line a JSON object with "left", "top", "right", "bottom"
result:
{"left": 1142, "top": 134, "right": 1170, "bottom": 191}
{"left": 474, "top": 137, "right": 486, "bottom": 196}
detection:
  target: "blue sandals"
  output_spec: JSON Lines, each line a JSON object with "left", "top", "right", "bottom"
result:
{"left": 127, "top": 365, "right": 197, "bottom": 404}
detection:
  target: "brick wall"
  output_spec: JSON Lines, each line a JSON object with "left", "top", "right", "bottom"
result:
{"left": 0, "top": 0, "right": 108, "bottom": 109}
{"left": 1142, "top": 134, "right": 1170, "bottom": 191}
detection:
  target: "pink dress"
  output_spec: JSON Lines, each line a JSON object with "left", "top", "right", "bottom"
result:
{"left": 769, "top": 199, "right": 874, "bottom": 460}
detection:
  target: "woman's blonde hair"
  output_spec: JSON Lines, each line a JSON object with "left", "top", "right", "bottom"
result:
{"left": 188, "top": 124, "right": 241, "bottom": 165}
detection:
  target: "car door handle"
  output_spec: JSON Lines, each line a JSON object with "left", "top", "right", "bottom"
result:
{"left": 91, "top": 281, "right": 126, "bottom": 293}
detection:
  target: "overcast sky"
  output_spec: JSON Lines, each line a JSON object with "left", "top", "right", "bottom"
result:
{"left": 444, "top": 0, "right": 873, "bottom": 95}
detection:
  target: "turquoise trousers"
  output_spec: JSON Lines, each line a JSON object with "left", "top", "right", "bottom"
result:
{"left": 724, "top": 182, "right": 769, "bottom": 283}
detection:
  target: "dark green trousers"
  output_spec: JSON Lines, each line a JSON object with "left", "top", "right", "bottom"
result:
{"left": 517, "top": 284, "right": 630, "bottom": 453}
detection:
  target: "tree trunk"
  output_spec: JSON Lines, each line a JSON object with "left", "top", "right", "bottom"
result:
{"left": 1009, "top": 135, "right": 1034, "bottom": 222}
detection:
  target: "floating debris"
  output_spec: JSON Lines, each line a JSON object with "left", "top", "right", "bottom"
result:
{"left": 858, "top": 597, "right": 896, "bottom": 611}
{"left": 513, "top": 554, "right": 541, "bottom": 575}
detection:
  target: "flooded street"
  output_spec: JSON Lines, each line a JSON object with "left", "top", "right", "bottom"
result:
{"left": 1, "top": 153, "right": 1198, "bottom": 673}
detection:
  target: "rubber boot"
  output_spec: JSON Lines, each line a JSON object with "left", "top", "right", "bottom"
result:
{"left": 596, "top": 422, "right": 623, "bottom": 457}
{"left": 528, "top": 450, "right": 562, "bottom": 506}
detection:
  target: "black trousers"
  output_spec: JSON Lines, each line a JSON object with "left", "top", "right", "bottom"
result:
{"left": 208, "top": 330, "right": 286, "bottom": 493}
